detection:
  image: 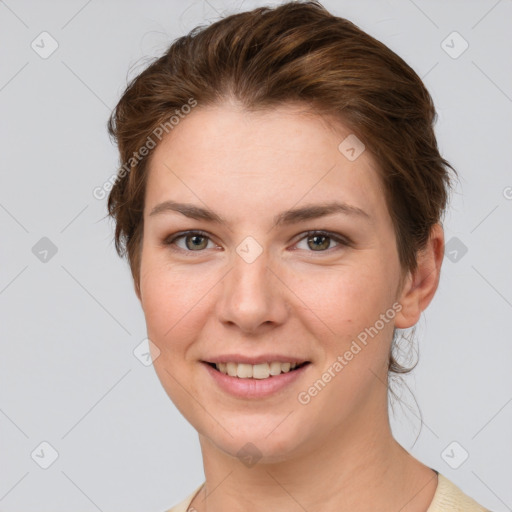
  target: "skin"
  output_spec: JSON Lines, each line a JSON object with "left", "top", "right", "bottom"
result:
{"left": 136, "top": 100, "right": 445, "bottom": 512}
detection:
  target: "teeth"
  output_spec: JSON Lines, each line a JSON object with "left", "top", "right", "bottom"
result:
{"left": 215, "top": 361, "right": 301, "bottom": 379}
{"left": 237, "top": 363, "right": 253, "bottom": 378}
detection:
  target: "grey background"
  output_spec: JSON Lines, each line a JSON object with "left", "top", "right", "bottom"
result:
{"left": 0, "top": 0, "right": 511, "bottom": 510}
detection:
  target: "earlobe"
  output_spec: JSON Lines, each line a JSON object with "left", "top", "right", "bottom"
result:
{"left": 394, "top": 223, "right": 445, "bottom": 329}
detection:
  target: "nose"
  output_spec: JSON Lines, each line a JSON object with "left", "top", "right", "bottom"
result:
{"left": 216, "top": 247, "right": 289, "bottom": 334}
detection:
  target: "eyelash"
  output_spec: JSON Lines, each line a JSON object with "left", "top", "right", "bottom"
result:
{"left": 162, "top": 230, "right": 350, "bottom": 256}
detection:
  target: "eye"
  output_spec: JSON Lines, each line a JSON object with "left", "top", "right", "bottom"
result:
{"left": 294, "top": 230, "right": 349, "bottom": 253}
{"left": 163, "top": 230, "right": 217, "bottom": 253}
{"left": 163, "top": 229, "right": 349, "bottom": 255}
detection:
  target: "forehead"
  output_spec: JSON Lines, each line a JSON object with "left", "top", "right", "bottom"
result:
{"left": 145, "top": 102, "right": 387, "bottom": 223}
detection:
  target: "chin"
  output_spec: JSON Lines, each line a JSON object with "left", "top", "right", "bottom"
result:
{"left": 202, "top": 419, "right": 312, "bottom": 465}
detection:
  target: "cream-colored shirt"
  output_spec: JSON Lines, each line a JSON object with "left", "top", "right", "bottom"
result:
{"left": 164, "top": 473, "right": 491, "bottom": 512}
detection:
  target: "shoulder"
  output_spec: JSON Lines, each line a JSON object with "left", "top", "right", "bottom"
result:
{"left": 427, "top": 473, "right": 491, "bottom": 512}
{"left": 163, "top": 482, "right": 205, "bottom": 512}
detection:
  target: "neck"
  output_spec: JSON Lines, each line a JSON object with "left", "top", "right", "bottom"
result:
{"left": 191, "top": 394, "right": 437, "bottom": 512}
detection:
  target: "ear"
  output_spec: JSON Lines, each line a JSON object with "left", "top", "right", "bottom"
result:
{"left": 394, "top": 223, "right": 445, "bottom": 329}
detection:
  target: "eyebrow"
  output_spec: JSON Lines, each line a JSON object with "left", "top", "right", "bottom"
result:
{"left": 149, "top": 200, "right": 371, "bottom": 228}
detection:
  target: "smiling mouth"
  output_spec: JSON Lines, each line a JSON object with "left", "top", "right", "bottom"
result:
{"left": 205, "top": 361, "right": 311, "bottom": 379}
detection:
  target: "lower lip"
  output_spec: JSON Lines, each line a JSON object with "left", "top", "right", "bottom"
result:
{"left": 202, "top": 362, "right": 311, "bottom": 399}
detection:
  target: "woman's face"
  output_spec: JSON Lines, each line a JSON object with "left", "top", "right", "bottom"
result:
{"left": 138, "top": 102, "right": 411, "bottom": 461}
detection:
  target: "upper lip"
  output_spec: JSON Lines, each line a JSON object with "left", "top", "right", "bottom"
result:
{"left": 203, "top": 354, "right": 310, "bottom": 365}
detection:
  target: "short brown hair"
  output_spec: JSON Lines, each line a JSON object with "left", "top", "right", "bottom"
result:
{"left": 107, "top": 0, "right": 457, "bottom": 376}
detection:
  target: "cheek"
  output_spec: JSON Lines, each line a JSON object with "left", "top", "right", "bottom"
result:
{"left": 293, "top": 262, "right": 392, "bottom": 335}
{"left": 292, "top": 261, "right": 397, "bottom": 388}
{"left": 139, "top": 258, "right": 190, "bottom": 352}
{"left": 139, "top": 261, "right": 207, "bottom": 407}
{"left": 140, "top": 251, "right": 203, "bottom": 323}
{"left": 139, "top": 254, "right": 221, "bottom": 371}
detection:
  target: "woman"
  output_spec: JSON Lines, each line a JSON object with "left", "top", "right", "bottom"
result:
{"left": 106, "top": 1, "right": 490, "bottom": 510}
